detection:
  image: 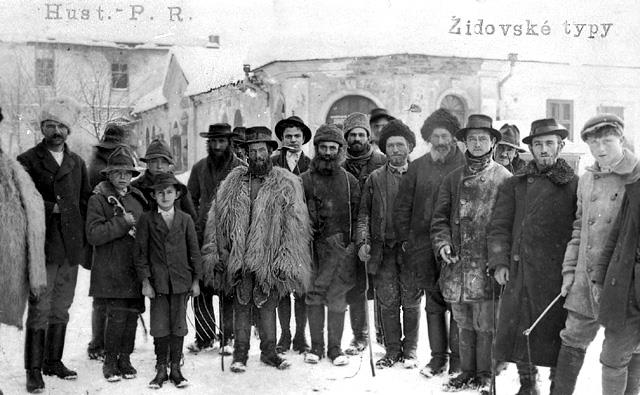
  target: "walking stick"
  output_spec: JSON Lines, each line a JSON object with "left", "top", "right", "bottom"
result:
{"left": 362, "top": 257, "right": 376, "bottom": 377}
{"left": 219, "top": 295, "right": 225, "bottom": 372}
{"left": 523, "top": 292, "right": 563, "bottom": 377}
{"left": 490, "top": 279, "right": 497, "bottom": 395}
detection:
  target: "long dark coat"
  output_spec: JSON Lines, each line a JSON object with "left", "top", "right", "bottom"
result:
{"left": 86, "top": 181, "right": 146, "bottom": 298}
{"left": 488, "top": 159, "right": 578, "bottom": 367}
{"left": 343, "top": 149, "right": 386, "bottom": 188}
{"left": 593, "top": 180, "right": 640, "bottom": 328}
{"left": 132, "top": 170, "right": 197, "bottom": 221}
{"left": 17, "top": 141, "right": 91, "bottom": 267}
{"left": 271, "top": 149, "right": 311, "bottom": 175}
{"left": 393, "top": 148, "right": 466, "bottom": 290}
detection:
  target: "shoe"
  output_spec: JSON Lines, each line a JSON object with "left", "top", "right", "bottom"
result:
{"left": 26, "top": 369, "right": 45, "bottom": 394}
{"left": 292, "top": 333, "right": 310, "bottom": 353}
{"left": 42, "top": 324, "right": 77, "bottom": 380}
{"left": 304, "top": 352, "right": 321, "bottom": 364}
{"left": 375, "top": 353, "right": 402, "bottom": 369}
{"left": 443, "top": 371, "right": 476, "bottom": 392}
{"left": 403, "top": 357, "right": 418, "bottom": 369}
{"left": 43, "top": 360, "right": 77, "bottom": 380}
{"left": 102, "top": 353, "right": 121, "bottom": 382}
{"left": 219, "top": 339, "right": 234, "bottom": 356}
{"left": 186, "top": 339, "right": 213, "bottom": 354}
{"left": 87, "top": 343, "right": 105, "bottom": 361}
{"left": 474, "top": 373, "right": 492, "bottom": 395}
{"left": 169, "top": 362, "right": 189, "bottom": 388}
{"left": 148, "top": 364, "right": 168, "bottom": 389}
{"left": 344, "top": 338, "right": 367, "bottom": 356}
{"left": 118, "top": 354, "right": 137, "bottom": 379}
{"left": 276, "top": 332, "right": 292, "bottom": 354}
{"left": 332, "top": 354, "right": 349, "bottom": 366}
{"left": 230, "top": 360, "right": 247, "bottom": 373}
{"left": 260, "top": 353, "right": 292, "bottom": 370}
{"left": 420, "top": 356, "right": 448, "bottom": 378}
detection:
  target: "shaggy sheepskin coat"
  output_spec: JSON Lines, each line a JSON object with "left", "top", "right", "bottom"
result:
{"left": 0, "top": 151, "right": 47, "bottom": 328}
{"left": 201, "top": 165, "right": 312, "bottom": 307}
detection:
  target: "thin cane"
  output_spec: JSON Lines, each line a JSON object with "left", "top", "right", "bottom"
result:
{"left": 219, "top": 295, "right": 225, "bottom": 371}
{"left": 490, "top": 278, "right": 497, "bottom": 395}
{"left": 363, "top": 258, "right": 376, "bottom": 377}
{"left": 522, "top": 292, "right": 563, "bottom": 377}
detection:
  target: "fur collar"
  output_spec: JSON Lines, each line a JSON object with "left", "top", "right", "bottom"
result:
{"left": 516, "top": 157, "right": 575, "bottom": 185}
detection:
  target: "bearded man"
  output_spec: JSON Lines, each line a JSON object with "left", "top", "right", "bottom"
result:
{"left": 302, "top": 124, "right": 361, "bottom": 366}
{"left": 488, "top": 118, "right": 578, "bottom": 394}
{"left": 201, "top": 126, "right": 312, "bottom": 372}
{"left": 187, "top": 123, "right": 244, "bottom": 354}
{"left": 394, "top": 108, "right": 465, "bottom": 378}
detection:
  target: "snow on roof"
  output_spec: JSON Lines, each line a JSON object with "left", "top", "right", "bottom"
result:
{"left": 131, "top": 86, "right": 167, "bottom": 114}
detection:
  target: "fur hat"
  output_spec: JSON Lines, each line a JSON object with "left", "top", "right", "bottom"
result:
{"left": 39, "top": 96, "right": 81, "bottom": 131}
{"left": 98, "top": 123, "right": 130, "bottom": 149}
{"left": 313, "top": 124, "right": 346, "bottom": 147}
{"left": 378, "top": 119, "right": 416, "bottom": 155}
{"left": 100, "top": 146, "right": 140, "bottom": 177}
{"left": 420, "top": 108, "right": 460, "bottom": 141}
{"left": 343, "top": 112, "right": 371, "bottom": 137}
{"left": 141, "top": 138, "right": 174, "bottom": 165}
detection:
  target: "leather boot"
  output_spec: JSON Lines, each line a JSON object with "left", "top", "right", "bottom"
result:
{"left": 328, "top": 311, "right": 348, "bottom": 365}
{"left": 232, "top": 301, "right": 251, "bottom": 367}
{"left": 118, "top": 311, "right": 138, "bottom": 379}
{"left": 444, "top": 328, "right": 476, "bottom": 391}
{"left": 103, "top": 352, "right": 121, "bottom": 382}
{"left": 306, "top": 304, "right": 325, "bottom": 360}
{"left": 25, "top": 328, "right": 46, "bottom": 393}
{"left": 603, "top": 364, "right": 629, "bottom": 395}
{"left": 421, "top": 312, "right": 448, "bottom": 378}
{"left": 550, "top": 344, "right": 585, "bottom": 395}
{"left": 376, "top": 306, "right": 402, "bottom": 369}
{"left": 87, "top": 300, "right": 106, "bottom": 360}
{"left": 346, "top": 300, "right": 368, "bottom": 355}
{"left": 449, "top": 316, "right": 461, "bottom": 374}
{"left": 42, "top": 324, "right": 77, "bottom": 380}
{"left": 475, "top": 331, "right": 493, "bottom": 394}
{"left": 402, "top": 306, "right": 421, "bottom": 361}
{"left": 517, "top": 361, "right": 540, "bottom": 395}
{"left": 276, "top": 295, "right": 292, "bottom": 353}
{"left": 169, "top": 336, "right": 188, "bottom": 387}
{"left": 625, "top": 353, "right": 640, "bottom": 395}
{"left": 149, "top": 336, "right": 169, "bottom": 388}
{"left": 292, "top": 294, "right": 310, "bottom": 353}
{"left": 258, "top": 302, "right": 278, "bottom": 358}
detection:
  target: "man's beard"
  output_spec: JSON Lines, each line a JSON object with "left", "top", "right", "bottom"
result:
{"left": 311, "top": 153, "right": 342, "bottom": 175}
{"left": 533, "top": 149, "right": 560, "bottom": 170}
{"left": 430, "top": 142, "right": 453, "bottom": 163}
{"left": 248, "top": 156, "right": 272, "bottom": 176}
{"left": 347, "top": 141, "right": 369, "bottom": 155}
{"left": 207, "top": 145, "right": 232, "bottom": 168}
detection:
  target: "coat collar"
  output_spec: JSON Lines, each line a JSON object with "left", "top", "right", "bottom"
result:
{"left": 92, "top": 180, "right": 147, "bottom": 205}
{"left": 516, "top": 157, "right": 575, "bottom": 185}
{"left": 587, "top": 148, "right": 640, "bottom": 183}
{"left": 35, "top": 140, "right": 69, "bottom": 176}
{"left": 152, "top": 207, "right": 183, "bottom": 234}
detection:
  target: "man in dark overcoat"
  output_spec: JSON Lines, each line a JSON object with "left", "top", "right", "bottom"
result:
{"left": 18, "top": 96, "right": 91, "bottom": 393}
{"left": 271, "top": 116, "right": 312, "bottom": 353}
{"left": 488, "top": 118, "right": 578, "bottom": 394}
{"left": 187, "top": 123, "right": 244, "bottom": 353}
{"left": 394, "top": 108, "right": 466, "bottom": 377}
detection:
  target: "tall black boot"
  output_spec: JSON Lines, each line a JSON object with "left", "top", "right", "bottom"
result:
{"left": 118, "top": 311, "right": 139, "bottom": 379}
{"left": 374, "top": 297, "right": 384, "bottom": 344}
{"left": 421, "top": 312, "right": 448, "bottom": 377}
{"left": 402, "top": 306, "right": 421, "bottom": 363}
{"left": 625, "top": 353, "right": 640, "bottom": 395}
{"left": 516, "top": 361, "right": 540, "bottom": 395}
{"left": 292, "top": 294, "right": 310, "bottom": 353}
{"left": 169, "top": 336, "right": 188, "bottom": 387}
{"left": 475, "top": 331, "right": 493, "bottom": 394}
{"left": 376, "top": 307, "right": 402, "bottom": 368}
{"left": 149, "top": 336, "right": 169, "bottom": 389}
{"left": 276, "top": 295, "right": 292, "bottom": 353}
{"left": 259, "top": 303, "right": 291, "bottom": 370}
{"left": 550, "top": 344, "right": 585, "bottom": 395}
{"left": 42, "top": 324, "right": 77, "bottom": 380}
{"left": 103, "top": 309, "right": 126, "bottom": 382}
{"left": 88, "top": 300, "right": 106, "bottom": 360}
{"left": 231, "top": 301, "right": 251, "bottom": 372}
{"left": 449, "top": 315, "right": 461, "bottom": 374}
{"left": 444, "top": 328, "right": 476, "bottom": 391}
{"left": 328, "top": 311, "right": 348, "bottom": 365}
{"left": 346, "top": 300, "right": 368, "bottom": 355}
{"left": 25, "top": 328, "right": 46, "bottom": 393}
{"left": 305, "top": 304, "right": 325, "bottom": 362}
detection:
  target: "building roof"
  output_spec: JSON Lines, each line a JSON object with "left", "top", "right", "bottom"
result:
{"left": 131, "top": 86, "right": 167, "bottom": 114}
{"left": 170, "top": 46, "right": 245, "bottom": 96}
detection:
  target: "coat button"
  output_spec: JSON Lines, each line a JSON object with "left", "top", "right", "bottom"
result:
{"left": 587, "top": 245, "right": 592, "bottom": 250}
{"left": 513, "top": 255, "right": 520, "bottom": 262}
{"left": 611, "top": 278, "right": 616, "bottom": 286}
{"left": 57, "top": 195, "right": 61, "bottom": 200}
{"left": 527, "top": 177, "right": 534, "bottom": 184}
{"left": 480, "top": 176, "right": 486, "bottom": 182}
{"left": 454, "top": 219, "right": 460, "bottom": 225}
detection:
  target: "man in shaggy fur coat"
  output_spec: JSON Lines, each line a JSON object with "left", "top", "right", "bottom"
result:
{"left": 201, "top": 126, "right": 312, "bottom": 373}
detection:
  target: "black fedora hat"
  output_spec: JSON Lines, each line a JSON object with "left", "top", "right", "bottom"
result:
{"left": 242, "top": 126, "right": 279, "bottom": 150}
{"left": 455, "top": 114, "right": 501, "bottom": 142}
{"left": 232, "top": 126, "right": 247, "bottom": 144}
{"left": 497, "top": 124, "right": 526, "bottom": 152}
{"left": 199, "top": 122, "right": 232, "bottom": 139}
{"left": 369, "top": 108, "right": 395, "bottom": 123}
{"left": 522, "top": 118, "right": 568, "bottom": 145}
{"left": 274, "top": 116, "right": 312, "bottom": 144}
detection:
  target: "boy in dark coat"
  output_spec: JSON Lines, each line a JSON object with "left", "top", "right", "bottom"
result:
{"left": 136, "top": 173, "right": 202, "bottom": 389}
{"left": 86, "top": 147, "right": 146, "bottom": 382}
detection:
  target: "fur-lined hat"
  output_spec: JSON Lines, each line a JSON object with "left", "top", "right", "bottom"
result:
{"left": 39, "top": 96, "right": 81, "bottom": 131}
{"left": 313, "top": 124, "right": 346, "bottom": 147}
{"left": 343, "top": 112, "right": 371, "bottom": 137}
{"left": 420, "top": 108, "right": 460, "bottom": 141}
{"left": 379, "top": 119, "right": 416, "bottom": 155}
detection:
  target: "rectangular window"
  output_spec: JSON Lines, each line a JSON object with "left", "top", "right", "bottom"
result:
{"left": 111, "top": 63, "right": 128, "bottom": 89}
{"left": 35, "top": 58, "right": 54, "bottom": 86}
{"left": 598, "top": 105, "right": 624, "bottom": 120}
{"left": 546, "top": 99, "right": 574, "bottom": 139}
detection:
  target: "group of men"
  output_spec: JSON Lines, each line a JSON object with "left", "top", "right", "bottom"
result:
{"left": 4, "top": 94, "right": 640, "bottom": 395}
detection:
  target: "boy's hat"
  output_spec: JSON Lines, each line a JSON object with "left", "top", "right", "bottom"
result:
{"left": 147, "top": 172, "right": 187, "bottom": 195}
{"left": 140, "top": 138, "right": 174, "bottom": 164}
{"left": 100, "top": 146, "right": 140, "bottom": 177}
{"left": 580, "top": 114, "right": 624, "bottom": 141}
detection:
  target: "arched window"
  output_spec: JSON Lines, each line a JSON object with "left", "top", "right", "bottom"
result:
{"left": 233, "top": 109, "right": 243, "bottom": 127}
{"left": 440, "top": 94, "right": 467, "bottom": 126}
{"left": 151, "top": 125, "right": 156, "bottom": 139}
{"left": 325, "top": 95, "right": 378, "bottom": 125}
{"left": 145, "top": 127, "right": 150, "bottom": 147}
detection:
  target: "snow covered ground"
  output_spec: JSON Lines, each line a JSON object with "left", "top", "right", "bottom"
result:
{"left": 0, "top": 269, "right": 604, "bottom": 394}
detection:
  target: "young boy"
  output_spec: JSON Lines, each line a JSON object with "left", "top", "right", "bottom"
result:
{"left": 135, "top": 172, "right": 202, "bottom": 389}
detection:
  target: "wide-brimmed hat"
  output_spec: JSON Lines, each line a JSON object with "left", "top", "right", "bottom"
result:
{"left": 378, "top": 119, "right": 416, "bottom": 155}
{"left": 232, "top": 126, "right": 247, "bottom": 144}
{"left": 580, "top": 114, "right": 624, "bottom": 141}
{"left": 97, "top": 122, "right": 131, "bottom": 150}
{"left": 140, "top": 138, "right": 174, "bottom": 164}
{"left": 39, "top": 96, "right": 81, "bottom": 131}
{"left": 522, "top": 118, "right": 569, "bottom": 145}
{"left": 199, "top": 123, "right": 232, "bottom": 139}
{"left": 146, "top": 172, "right": 187, "bottom": 195}
{"left": 241, "top": 126, "right": 279, "bottom": 150}
{"left": 100, "top": 146, "right": 140, "bottom": 177}
{"left": 497, "top": 124, "right": 526, "bottom": 152}
{"left": 343, "top": 112, "right": 371, "bottom": 137}
{"left": 275, "top": 116, "right": 311, "bottom": 144}
{"left": 455, "top": 114, "right": 501, "bottom": 142}
{"left": 369, "top": 108, "right": 395, "bottom": 123}
{"left": 313, "top": 124, "right": 346, "bottom": 147}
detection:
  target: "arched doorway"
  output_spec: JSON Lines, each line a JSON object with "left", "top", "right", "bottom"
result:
{"left": 325, "top": 95, "right": 378, "bottom": 125}
{"left": 439, "top": 94, "right": 467, "bottom": 126}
